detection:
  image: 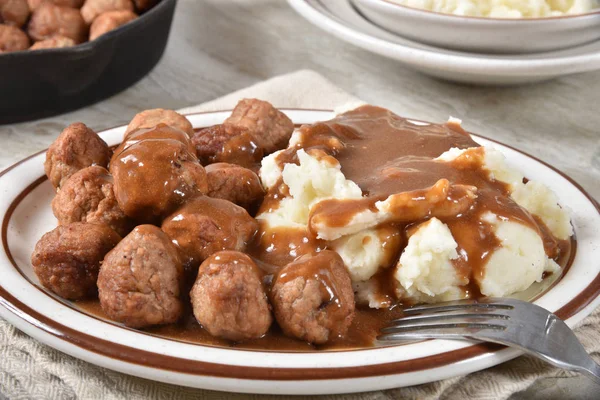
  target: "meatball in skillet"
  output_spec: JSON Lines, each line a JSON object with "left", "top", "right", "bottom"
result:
{"left": 97, "top": 225, "right": 183, "bottom": 328}
{"left": 0, "top": 0, "right": 30, "bottom": 27}
{"left": 124, "top": 108, "right": 194, "bottom": 138}
{"left": 30, "top": 35, "right": 76, "bottom": 50}
{"left": 270, "top": 250, "right": 355, "bottom": 344}
{"left": 132, "top": 0, "right": 155, "bottom": 12}
{"left": 112, "top": 123, "right": 195, "bottom": 161}
{"left": 161, "top": 196, "right": 258, "bottom": 268}
{"left": 80, "top": 0, "right": 133, "bottom": 24}
{"left": 45, "top": 122, "right": 111, "bottom": 189}
{"left": 110, "top": 138, "right": 208, "bottom": 222}
{"left": 28, "top": 2, "right": 87, "bottom": 43}
{"left": 190, "top": 251, "right": 272, "bottom": 341}
{"left": 52, "top": 166, "right": 132, "bottom": 236}
{"left": 205, "top": 163, "right": 264, "bottom": 211}
{"left": 27, "top": 0, "right": 85, "bottom": 11}
{"left": 0, "top": 23, "right": 29, "bottom": 52}
{"left": 89, "top": 9, "right": 137, "bottom": 40}
{"left": 31, "top": 222, "right": 121, "bottom": 300}
{"left": 191, "top": 99, "right": 294, "bottom": 167}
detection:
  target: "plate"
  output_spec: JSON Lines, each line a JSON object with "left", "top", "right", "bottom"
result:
{"left": 1, "top": 110, "right": 599, "bottom": 395}
{"left": 287, "top": 0, "right": 600, "bottom": 85}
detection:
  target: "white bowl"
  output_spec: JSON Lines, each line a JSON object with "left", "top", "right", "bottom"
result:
{"left": 353, "top": 0, "right": 600, "bottom": 53}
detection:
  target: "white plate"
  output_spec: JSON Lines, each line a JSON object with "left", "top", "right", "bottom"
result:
{"left": 288, "top": 0, "right": 600, "bottom": 84}
{"left": 353, "top": 0, "right": 600, "bottom": 54}
{"left": 0, "top": 110, "right": 599, "bottom": 395}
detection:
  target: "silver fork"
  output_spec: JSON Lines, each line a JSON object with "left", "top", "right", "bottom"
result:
{"left": 378, "top": 297, "right": 600, "bottom": 384}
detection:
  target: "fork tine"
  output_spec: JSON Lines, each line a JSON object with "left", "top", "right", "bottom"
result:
{"left": 402, "top": 300, "right": 513, "bottom": 315}
{"left": 387, "top": 312, "right": 510, "bottom": 329}
{"left": 381, "top": 317, "right": 509, "bottom": 333}
{"left": 378, "top": 323, "right": 506, "bottom": 341}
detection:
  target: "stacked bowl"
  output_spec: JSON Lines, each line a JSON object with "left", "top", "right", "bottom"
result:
{"left": 288, "top": 0, "right": 600, "bottom": 84}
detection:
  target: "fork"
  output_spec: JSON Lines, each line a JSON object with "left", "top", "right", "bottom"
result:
{"left": 378, "top": 297, "right": 600, "bottom": 384}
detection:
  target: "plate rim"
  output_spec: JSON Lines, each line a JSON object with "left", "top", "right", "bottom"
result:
{"left": 287, "top": 0, "right": 600, "bottom": 75}
{"left": 0, "top": 108, "right": 598, "bottom": 385}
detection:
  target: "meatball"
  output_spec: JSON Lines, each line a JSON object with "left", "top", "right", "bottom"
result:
{"left": 191, "top": 124, "right": 263, "bottom": 168}
{"left": 0, "top": 23, "right": 29, "bottom": 52}
{"left": 0, "top": 0, "right": 29, "bottom": 27}
{"left": 224, "top": 98, "right": 294, "bottom": 154}
{"left": 110, "top": 138, "right": 208, "bottom": 222}
{"left": 31, "top": 222, "right": 121, "bottom": 300}
{"left": 270, "top": 250, "right": 355, "bottom": 344}
{"left": 28, "top": 2, "right": 87, "bottom": 43}
{"left": 51, "top": 166, "right": 132, "bottom": 236}
{"left": 124, "top": 108, "right": 194, "bottom": 138}
{"left": 190, "top": 251, "right": 272, "bottom": 341}
{"left": 30, "top": 35, "right": 76, "bottom": 50}
{"left": 27, "top": 0, "right": 85, "bottom": 11}
{"left": 162, "top": 196, "right": 258, "bottom": 268}
{"left": 113, "top": 123, "right": 195, "bottom": 161}
{"left": 81, "top": 0, "right": 133, "bottom": 24}
{"left": 132, "top": 0, "right": 155, "bottom": 12}
{"left": 205, "top": 163, "right": 264, "bottom": 210}
{"left": 97, "top": 225, "right": 183, "bottom": 328}
{"left": 45, "top": 122, "right": 111, "bottom": 189}
{"left": 89, "top": 9, "right": 136, "bottom": 40}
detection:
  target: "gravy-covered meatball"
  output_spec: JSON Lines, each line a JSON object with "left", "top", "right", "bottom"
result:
{"left": 31, "top": 222, "right": 121, "bottom": 300}
{"left": 190, "top": 251, "right": 272, "bottom": 341}
{"left": 192, "top": 124, "right": 263, "bottom": 168}
{"left": 27, "top": 0, "right": 85, "bottom": 11}
{"left": 110, "top": 138, "right": 208, "bottom": 222}
{"left": 124, "top": 108, "right": 194, "bottom": 138}
{"left": 113, "top": 124, "right": 195, "bottom": 161}
{"left": 0, "top": 0, "right": 29, "bottom": 27}
{"left": 205, "top": 163, "right": 264, "bottom": 210}
{"left": 30, "top": 35, "right": 76, "bottom": 50}
{"left": 89, "top": 9, "right": 136, "bottom": 40}
{"left": 97, "top": 225, "right": 183, "bottom": 328}
{"left": 271, "top": 250, "right": 355, "bottom": 344}
{"left": 132, "top": 0, "right": 155, "bottom": 12}
{"left": 80, "top": 0, "right": 132, "bottom": 24}
{"left": 45, "top": 122, "right": 111, "bottom": 189}
{"left": 162, "top": 196, "right": 258, "bottom": 268}
{"left": 225, "top": 98, "right": 294, "bottom": 154}
{"left": 28, "top": 2, "right": 87, "bottom": 43}
{"left": 0, "top": 23, "right": 29, "bottom": 52}
{"left": 52, "top": 166, "right": 132, "bottom": 236}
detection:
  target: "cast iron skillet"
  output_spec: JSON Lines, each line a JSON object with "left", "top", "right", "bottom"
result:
{"left": 0, "top": 0, "right": 177, "bottom": 124}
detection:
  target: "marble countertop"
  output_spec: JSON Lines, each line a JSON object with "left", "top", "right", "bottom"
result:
{"left": 1, "top": 0, "right": 598, "bottom": 398}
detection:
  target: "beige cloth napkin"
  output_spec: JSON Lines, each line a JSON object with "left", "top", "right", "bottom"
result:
{"left": 1, "top": 70, "right": 598, "bottom": 400}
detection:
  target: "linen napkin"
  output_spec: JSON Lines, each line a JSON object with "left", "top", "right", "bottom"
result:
{"left": 1, "top": 70, "right": 598, "bottom": 400}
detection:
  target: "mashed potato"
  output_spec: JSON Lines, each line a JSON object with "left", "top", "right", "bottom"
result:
{"left": 394, "top": 218, "right": 468, "bottom": 303}
{"left": 258, "top": 115, "right": 572, "bottom": 308}
{"left": 436, "top": 146, "right": 573, "bottom": 240}
{"left": 392, "top": 213, "right": 560, "bottom": 303}
{"left": 390, "top": 0, "right": 596, "bottom": 18}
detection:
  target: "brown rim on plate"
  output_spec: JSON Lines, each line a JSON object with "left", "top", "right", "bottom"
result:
{"left": 0, "top": 109, "right": 598, "bottom": 380}
{"left": 375, "top": 0, "right": 600, "bottom": 22}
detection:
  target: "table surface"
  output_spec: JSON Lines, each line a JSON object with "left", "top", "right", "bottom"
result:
{"left": 1, "top": 0, "right": 599, "bottom": 399}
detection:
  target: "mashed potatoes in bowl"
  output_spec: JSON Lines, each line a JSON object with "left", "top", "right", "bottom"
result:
{"left": 388, "top": 0, "right": 597, "bottom": 18}
{"left": 256, "top": 105, "right": 573, "bottom": 308}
